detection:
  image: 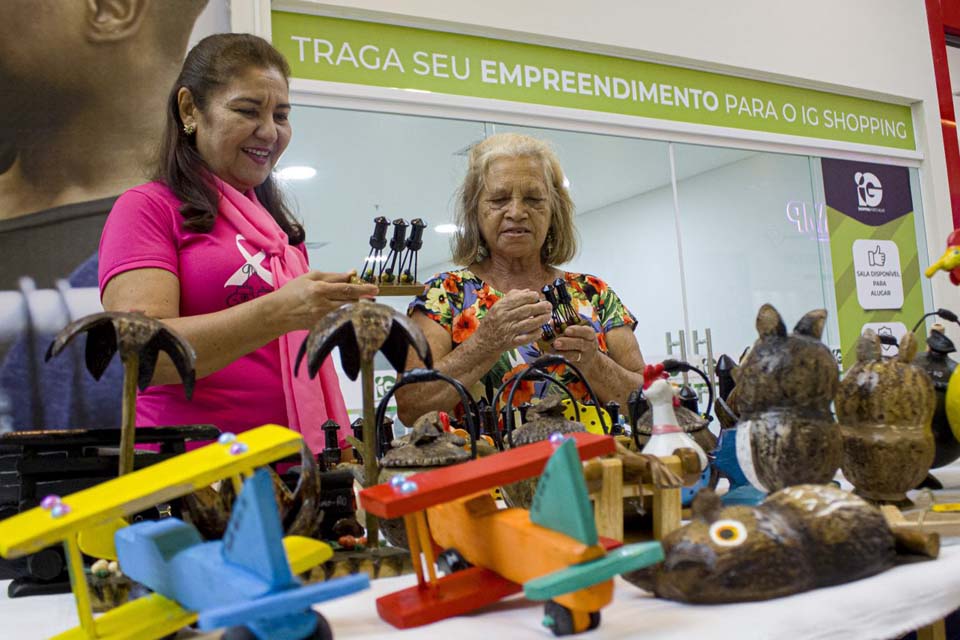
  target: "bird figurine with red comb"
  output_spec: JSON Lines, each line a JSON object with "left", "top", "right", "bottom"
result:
{"left": 640, "top": 363, "right": 708, "bottom": 469}
{"left": 925, "top": 229, "right": 960, "bottom": 285}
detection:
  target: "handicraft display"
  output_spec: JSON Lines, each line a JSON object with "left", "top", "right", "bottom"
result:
{"left": 732, "top": 304, "right": 842, "bottom": 492}
{"left": 835, "top": 330, "right": 935, "bottom": 505}
{"left": 623, "top": 484, "right": 938, "bottom": 603}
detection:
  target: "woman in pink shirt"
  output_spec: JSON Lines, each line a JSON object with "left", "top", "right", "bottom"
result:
{"left": 98, "top": 34, "right": 377, "bottom": 453}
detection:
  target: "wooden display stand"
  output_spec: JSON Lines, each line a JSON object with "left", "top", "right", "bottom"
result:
{"left": 881, "top": 503, "right": 960, "bottom": 538}
{"left": 375, "top": 284, "right": 425, "bottom": 297}
{"left": 305, "top": 547, "right": 413, "bottom": 583}
{"left": 879, "top": 504, "right": 949, "bottom": 640}
{"left": 588, "top": 455, "right": 685, "bottom": 543}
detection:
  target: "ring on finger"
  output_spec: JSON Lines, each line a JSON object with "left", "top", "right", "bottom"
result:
{"left": 574, "top": 353, "right": 581, "bottom": 362}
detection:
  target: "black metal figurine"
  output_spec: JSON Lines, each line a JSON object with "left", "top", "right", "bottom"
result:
{"left": 399, "top": 218, "right": 426, "bottom": 284}
{"left": 321, "top": 419, "right": 342, "bottom": 468}
{"left": 554, "top": 277, "right": 581, "bottom": 328}
{"left": 379, "top": 219, "right": 408, "bottom": 284}
{"left": 360, "top": 216, "right": 389, "bottom": 283}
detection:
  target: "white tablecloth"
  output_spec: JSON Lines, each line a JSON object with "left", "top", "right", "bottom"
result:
{"left": 9, "top": 465, "right": 960, "bottom": 639}
{"left": 4, "top": 544, "right": 960, "bottom": 640}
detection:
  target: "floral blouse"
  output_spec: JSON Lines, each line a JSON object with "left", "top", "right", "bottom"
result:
{"left": 408, "top": 269, "right": 637, "bottom": 407}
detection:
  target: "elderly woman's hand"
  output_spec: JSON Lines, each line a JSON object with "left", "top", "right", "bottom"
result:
{"left": 273, "top": 270, "right": 379, "bottom": 332}
{"left": 474, "top": 289, "right": 553, "bottom": 355}
{"left": 553, "top": 324, "right": 601, "bottom": 369}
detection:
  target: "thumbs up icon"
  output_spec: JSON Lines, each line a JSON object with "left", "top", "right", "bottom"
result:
{"left": 868, "top": 245, "right": 886, "bottom": 267}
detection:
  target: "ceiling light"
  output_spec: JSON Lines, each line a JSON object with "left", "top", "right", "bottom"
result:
{"left": 562, "top": 176, "right": 571, "bottom": 189}
{"left": 434, "top": 224, "right": 460, "bottom": 234}
{"left": 275, "top": 166, "right": 317, "bottom": 180}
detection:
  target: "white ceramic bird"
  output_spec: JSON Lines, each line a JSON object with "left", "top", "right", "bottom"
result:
{"left": 640, "top": 363, "right": 709, "bottom": 469}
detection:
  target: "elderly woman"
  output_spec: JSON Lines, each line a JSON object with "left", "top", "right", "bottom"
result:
{"left": 98, "top": 34, "right": 377, "bottom": 453}
{"left": 397, "top": 133, "right": 645, "bottom": 424}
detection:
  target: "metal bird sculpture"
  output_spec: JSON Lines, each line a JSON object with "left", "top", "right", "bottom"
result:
{"left": 45, "top": 311, "right": 196, "bottom": 476}
{"left": 295, "top": 299, "right": 432, "bottom": 545}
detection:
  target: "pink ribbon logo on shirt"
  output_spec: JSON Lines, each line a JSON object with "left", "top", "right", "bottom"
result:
{"left": 224, "top": 234, "right": 274, "bottom": 288}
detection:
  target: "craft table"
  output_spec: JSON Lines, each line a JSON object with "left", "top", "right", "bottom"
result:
{"left": 2, "top": 542, "right": 959, "bottom": 640}
{"left": 7, "top": 466, "right": 960, "bottom": 639}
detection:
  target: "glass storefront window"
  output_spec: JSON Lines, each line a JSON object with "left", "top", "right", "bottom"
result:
{"left": 281, "top": 103, "right": 930, "bottom": 420}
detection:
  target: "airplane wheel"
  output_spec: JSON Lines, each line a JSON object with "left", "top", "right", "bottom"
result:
{"left": 588, "top": 611, "right": 601, "bottom": 630}
{"left": 437, "top": 548, "right": 471, "bottom": 575}
{"left": 304, "top": 612, "right": 333, "bottom": 640}
{"left": 543, "top": 601, "right": 589, "bottom": 636}
{"left": 222, "top": 625, "right": 256, "bottom": 640}
{"left": 222, "top": 614, "right": 331, "bottom": 640}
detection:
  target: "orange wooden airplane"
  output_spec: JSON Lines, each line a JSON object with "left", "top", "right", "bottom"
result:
{"left": 359, "top": 432, "right": 663, "bottom": 635}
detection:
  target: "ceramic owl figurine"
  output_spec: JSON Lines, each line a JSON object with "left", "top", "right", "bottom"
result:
{"left": 835, "top": 330, "right": 935, "bottom": 505}
{"left": 622, "top": 484, "right": 936, "bottom": 603}
{"left": 733, "top": 304, "right": 842, "bottom": 492}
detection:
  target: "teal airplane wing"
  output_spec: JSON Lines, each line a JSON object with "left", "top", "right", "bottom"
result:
{"left": 529, "top": 437, "right": 597, "bottom": 546}
{"left": 523, "top": 541, "right": 664, "bottom": 601}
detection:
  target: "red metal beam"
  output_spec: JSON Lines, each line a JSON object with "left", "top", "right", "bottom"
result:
{"left": 928, "top": 0, "right": 960, "bottom": 229}
{"left": 943, "top": 0, "right": 960, "bottom": 34}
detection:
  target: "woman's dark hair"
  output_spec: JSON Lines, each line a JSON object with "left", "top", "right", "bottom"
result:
{"left": 156, "top": 33, "right": 304, "bottom": 244}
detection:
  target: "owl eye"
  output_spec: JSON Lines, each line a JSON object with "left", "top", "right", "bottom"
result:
{"left": 709, "top": 519, "right": 747, "bottom": 547}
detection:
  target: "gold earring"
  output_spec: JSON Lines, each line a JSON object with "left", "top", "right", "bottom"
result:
{"left": 183, "top": 122, "right": 196, "bottom": 135}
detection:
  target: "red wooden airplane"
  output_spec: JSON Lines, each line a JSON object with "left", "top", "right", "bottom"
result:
{"left": 359, "top": 432, "right": 663, "bottom": 635}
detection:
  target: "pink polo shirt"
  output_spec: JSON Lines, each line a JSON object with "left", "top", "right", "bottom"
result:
{"left": 98, "top": 181, "right": 296, "bottom": 436}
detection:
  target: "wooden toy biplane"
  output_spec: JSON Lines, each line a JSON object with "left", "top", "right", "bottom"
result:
{"left": 359, "top": 432, "right": 664, "bottom": 636}
{"left": 0, "top": 425, "right": 367, "bottom": 640}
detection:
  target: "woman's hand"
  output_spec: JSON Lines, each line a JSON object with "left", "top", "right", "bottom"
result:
{"left": 271, "top": 271, "right": 378, "bottom": 332}
{"left": 553, "top": 324, "right": 600, "bottom": 369}
{"left": 474, "top": 289, "right": 553, "bottom": 355}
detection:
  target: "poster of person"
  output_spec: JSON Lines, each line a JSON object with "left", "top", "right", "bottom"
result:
{"left": 0, "top": 0, "right": 228, "bottom": 431}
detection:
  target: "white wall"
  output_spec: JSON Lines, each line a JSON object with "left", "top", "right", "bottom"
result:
{"left": 190, "top": 0, "right": 232, "bottom": 47}
{"left": 947, "top": 45, "right": 960, "bottom": 94}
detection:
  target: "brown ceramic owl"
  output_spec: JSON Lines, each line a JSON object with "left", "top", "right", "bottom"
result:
{"left": 733, "top": 304, "right": 842, "bottom": 492}
{"left": 835, "top": 330, "right": 935, "bottom": 505}
{"left": 623, "top": 484, "right": 935, "bottom": 603}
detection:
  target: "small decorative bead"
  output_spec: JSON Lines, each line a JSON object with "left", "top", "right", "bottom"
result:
{"left": 389, "top": 475, "right": 407, "bottom": 489}
{"left": 229, "top": 442, "right": 248, "bottom": 455}
{"left": 548, "top": 432, "right": 567, "bottom": 446}
{"left": 399, "top": 480, "right": 419, "bottom": 495}
{"left": 92, "top": 559, "right": 110, "bottom": 578}
{"left": 40, "top": 495, "right": 61, "bottom": 510}
{"left": 217, "top": 433, "right": 237, "bottom": 444}
{"left": 51, "top": 503, "right": 71, "bottom": 518}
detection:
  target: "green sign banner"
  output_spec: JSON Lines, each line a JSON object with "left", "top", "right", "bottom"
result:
{"left": 823, "top": 158, "right": 924, "bottom": 369}
{"left": 273, "top": 11, "right": 916, "bottom": 151}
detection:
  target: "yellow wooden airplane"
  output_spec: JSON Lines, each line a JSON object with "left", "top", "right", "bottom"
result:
{"left": 0, "top": 425, "right": 338, "bottom": 640}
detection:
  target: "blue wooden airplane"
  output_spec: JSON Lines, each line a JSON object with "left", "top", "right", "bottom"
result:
{"left": 115, "top": 467, "right": 368, "bottom": 640}
{"left": 0, "top": 425, "right": 367, "bottom": 640}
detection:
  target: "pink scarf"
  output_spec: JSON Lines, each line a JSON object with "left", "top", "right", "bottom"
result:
{"left": 215, "top": 177, "right": 349, "bottom": 453}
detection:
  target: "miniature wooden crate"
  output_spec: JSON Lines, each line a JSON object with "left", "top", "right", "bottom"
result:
{"left": 588, "top": 457, "right": 683, "bottom": 543}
